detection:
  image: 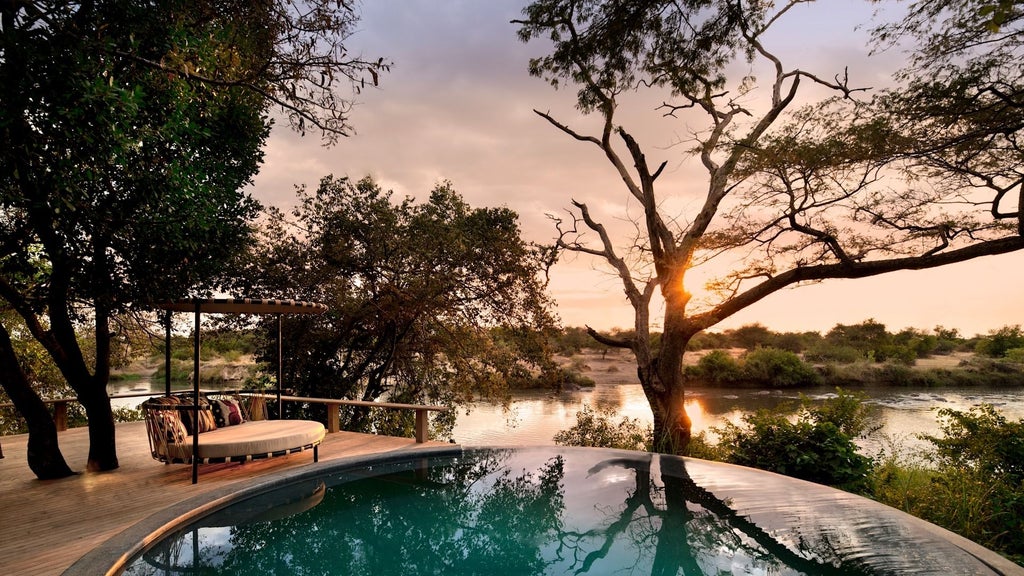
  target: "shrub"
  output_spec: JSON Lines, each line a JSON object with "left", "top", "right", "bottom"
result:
{"left": 741, "top": 347, "right": 821, "bottom": 387}
{"left": 869, "top": 406, "right": 1024, "bottom": 564}
{"left": 686, "top": 431, "right": 725, "bottom": 460}
{"left": 712, "top": 390, "right": 873, "bottom": 490}
{"left": 924, "top": 405, "right": 1024, "bottom": 483}
{"left": 113, "top": 405, "right": 143, "bottom": 423}
{"left": 553, "top": 404, "right": 651, "bottom": 451}
{"left": 872, "top": 343, "right": 918, "bottom": 365}
{"left": 687, "top": 331, "right": 731, "bottom": 350}
{"left": 685, "top": 349, "right": 743, "bottom": 385}
{"left": 804, "top": 343, "right": 863, "bottom": 364}
{"left": 769, "top": 331, "right": 815, "bottom": 353}
{"left": 1005, "top": 347, "right": 1024, "bottom": 364}
{"left": 975, "top": 325, "right": 1024, "bottom": 358}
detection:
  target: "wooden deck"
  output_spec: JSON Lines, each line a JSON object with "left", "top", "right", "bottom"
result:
{"left": 0, "top": 421, "right": 451, "bottom": 575}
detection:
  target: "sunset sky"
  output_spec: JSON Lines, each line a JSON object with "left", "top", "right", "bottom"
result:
{"left": 248, "top": 0, "right": 1024, "bottom": 338}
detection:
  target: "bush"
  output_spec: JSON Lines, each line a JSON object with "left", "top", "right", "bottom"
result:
{"left": 975, "top": 325, "right": 1024, "bottom": 358}
{"left": 554, "top": 404, "right": 651, "bottom": 451}
{"left": 741, "top": 347, "right": 821, "bottom": 387}
{"left": 925, "top": 405, "right": 1024, "bottom": 483}
{"left": 1005, "top": 348, "right": 1024, "bottom": 364}
{"left": 804, "top": 343, "right": 863, "bottom": 364}
{"left": 685, "top": 349, "right": 743, "bottom": 385}
{"left": 869, "top": 405, "right": 1024, "bottom": 564}
{"left": 712, "top": 390, "right": 873, "bottom": 490}
{"left": 687, "top": 331, "right": 731, "bottom": 350}
{"left": 769, "top": 331, "right": 816, "bottom": 353}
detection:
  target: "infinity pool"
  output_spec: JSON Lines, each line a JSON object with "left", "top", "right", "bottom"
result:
{"left": 85, "top": 447, "right": 1018, "bottom": 575}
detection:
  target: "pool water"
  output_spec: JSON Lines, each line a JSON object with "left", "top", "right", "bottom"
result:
{"left": 122, "top": 447, "right": 1012, "bottom": 575}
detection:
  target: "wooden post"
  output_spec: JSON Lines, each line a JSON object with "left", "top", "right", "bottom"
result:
{"left": 52, "top": 400, "right": 68, "bottom": 432}
{"left": 415, "top": 408, "right": 429, "bottom": 443}
{"left": 326, "top": 404, "right": 340, "bottom": 433}
{"left": 164, "top": 310, "right": 172, "bottom": 396}
{"left": 276, "top": 313, "right": 283, "bottom": 419}
{"left": 192, "top": 302, "right": 201, "bottom": 485}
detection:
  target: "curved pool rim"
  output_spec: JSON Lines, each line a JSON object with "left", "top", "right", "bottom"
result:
{"left": 63, "top": 445, "right": 1024, "bottom": 576}
{"left": 63, "top": 446, "right": 462, "bottom": 576}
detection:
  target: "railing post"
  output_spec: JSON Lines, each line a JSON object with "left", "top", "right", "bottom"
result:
{"left": 53, "top": 400, "right": 68, "bottom": 432}
{"left": 327, "top": 404, "right": 340, "bottom": 433}
{"left": 415, "top": 409, "right": 428, "bottom": 443}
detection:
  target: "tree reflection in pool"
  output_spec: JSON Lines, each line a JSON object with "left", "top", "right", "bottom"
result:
{"left": 124, "top": 447, "right": 1011, "bottom": 575}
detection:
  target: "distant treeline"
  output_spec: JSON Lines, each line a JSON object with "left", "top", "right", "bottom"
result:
{"left": 552, "top": 320, "right": 1024, "bottom": 388}
{"left": 554, "top": 320, "right": 1024, "bottom": 362}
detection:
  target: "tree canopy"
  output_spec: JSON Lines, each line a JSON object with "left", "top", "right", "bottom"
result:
{"left": 229, "top": 176, "right": 558, "bottom": 438}
{"left": 0, "top": 0, "right": 387, "bottom": 477}
{"left": 516, "top": 0, "right": 1024, "bottom": 452}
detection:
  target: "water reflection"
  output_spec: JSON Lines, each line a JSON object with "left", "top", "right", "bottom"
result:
{"left": 454, "top": 383, "right": 1024, "bottom": 451}
{"left": 125, "top": 448, "right": 1004, "bottom": 575}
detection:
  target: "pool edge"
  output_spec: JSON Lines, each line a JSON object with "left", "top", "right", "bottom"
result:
{"left": 62, "top": 445, "right": 464, "bottom": 576}
{"left": 63, "top": 445, "right": 1024, "bottom": 576}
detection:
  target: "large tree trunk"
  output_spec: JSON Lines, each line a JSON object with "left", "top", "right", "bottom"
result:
{"left": 641, "top": 367, "right": 693, "bottom": 455}
{"left": 82, "top": 307, "right": 118, "bottom": 472}
{"left": 79, "top": 382, "right": 117, "bottom": 472}
{"left": 640, "top": 294, "right": 694, "bottom": 455}
{"left": 0, "top": 324, "right": 75, "bottom": 479}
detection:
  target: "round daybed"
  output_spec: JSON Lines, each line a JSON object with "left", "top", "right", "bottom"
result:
{"left": 142, "top": 396, "right": 325, "bottom": 481}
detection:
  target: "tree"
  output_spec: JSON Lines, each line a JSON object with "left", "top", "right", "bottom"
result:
{"left": 229, "top": 176, "right": 557, "bottom": 438}
{"left": 0, "top": 1, "right": 387, "bottom": 477}
{"left": 516, "top": 1, "right": 1024, "bottom": 453}
{"left": 729, "top": 323, "right": 773, "bottom": 350}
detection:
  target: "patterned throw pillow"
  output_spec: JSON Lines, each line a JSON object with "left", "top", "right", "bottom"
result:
{"left": 179, "top": 395, "right": 218, "bottom": 435}
{"left": 159, "top": 412, "right": 188, "bottom": 444}
{"left": 212, "top": 398, "right": 245, "bottom": 427}
{"left": 147, "top": 396, "right": 187, "bottom": 444}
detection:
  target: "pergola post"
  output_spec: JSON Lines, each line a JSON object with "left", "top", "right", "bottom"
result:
{"left": 276, "top": 313, "right": 283, "bottom": 419}
{"left": 191, "top": 301, "right": 201, "bottom": 485}
{"left": 164, "top": 310, "right": 172, "bottom": 396}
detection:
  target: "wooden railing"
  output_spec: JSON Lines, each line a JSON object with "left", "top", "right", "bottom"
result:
{"left": 271, "top": 395, "right": 449, "bottom": 443}
{"left": 0, "top": 391, "right": 450, "bottom": 457}
{"left": 0, "top": 398, "right": 79, "bottom": 435}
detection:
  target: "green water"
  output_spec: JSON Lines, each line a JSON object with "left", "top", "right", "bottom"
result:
{"left": 125, "top": 448, "right": 1007, "bottom": 575}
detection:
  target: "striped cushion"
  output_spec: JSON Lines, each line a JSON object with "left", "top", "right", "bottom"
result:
{"left": 179, "top": 396, "right": 217, "bottom": 435}
{"left": 147, "top": 396, "right": 187, "bottom": 444}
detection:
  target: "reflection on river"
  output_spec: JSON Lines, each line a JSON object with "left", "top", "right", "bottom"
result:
{"left": 112, "top": 377, "right": 1024, "bottom": 454}
{"left": 453, "top": 383, "right": 1024, "bottom": 453}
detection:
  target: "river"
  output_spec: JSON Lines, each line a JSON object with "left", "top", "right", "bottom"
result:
{"left": 450, "top": 382, "right": 1024, "bottom": 455}
{"left": 110, "top": 376, "right": 1024, "bottom": 455}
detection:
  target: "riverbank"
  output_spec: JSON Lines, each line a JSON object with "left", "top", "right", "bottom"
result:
{"left": 556, "top": 348, "right": 1024, "bottom": 390}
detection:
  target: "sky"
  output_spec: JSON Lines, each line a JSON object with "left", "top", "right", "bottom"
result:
{"left": 247, "top": 0, "right": 1024, "bottom": 338}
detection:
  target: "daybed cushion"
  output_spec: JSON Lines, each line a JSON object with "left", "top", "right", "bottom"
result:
{"left": 164, "top": 419, "right": 325, "bottom": 462}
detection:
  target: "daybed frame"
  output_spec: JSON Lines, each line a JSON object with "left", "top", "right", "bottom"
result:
{"left": 151, "top": 298, "right": 330, "bottom": 484}
{"left": 142, "top": 396, "right": 325, "bottom": 484}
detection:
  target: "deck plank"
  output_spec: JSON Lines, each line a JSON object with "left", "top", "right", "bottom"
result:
{"left": 0, "top": 421, "right": 450, "bottom": 575}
